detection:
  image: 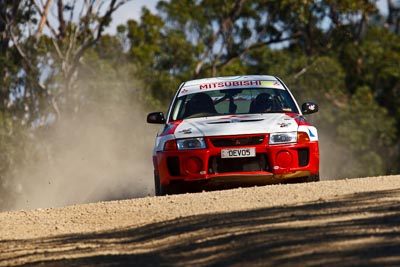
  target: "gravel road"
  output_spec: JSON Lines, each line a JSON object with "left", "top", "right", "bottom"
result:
{"left": 1, "top": 175, "right": 400, "bottom": 266}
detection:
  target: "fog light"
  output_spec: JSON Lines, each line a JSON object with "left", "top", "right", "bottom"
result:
{"left": 276, "top": 151, "right": 293, "bottom": 168}
{"left": 184, "top": 157, "right": 203, "bottom": 174}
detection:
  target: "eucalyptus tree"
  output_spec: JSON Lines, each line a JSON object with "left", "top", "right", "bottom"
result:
{"left": 124, "top": 0, "right": 399, "bottom": 178}
{"left": 2, "top": 0, "right": 130, "bottom": 124}
{"left": 0, "top": 0, "right": 131, "bottom": 210}
{"left": 124, "top": 0, "right": 384, "bottom": 101}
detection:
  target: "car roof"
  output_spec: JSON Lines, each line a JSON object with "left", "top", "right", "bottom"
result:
{"left": 181, "top": 75, "right": 278, "bottom": 87}
{"left": 178, "top": 75, "right": 284, "bottom": 97}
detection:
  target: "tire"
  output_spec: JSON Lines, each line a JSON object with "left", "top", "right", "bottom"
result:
{"left": 154, "top": 171, "right": 166, "bottom": 196}
{"left": 154, "top": 172, "right": 178, "bottom": 196}
{"left": 305, "top": 174, "right": 320, "bottom": 182}
{"left": 287, "top": 174, "right": 320, "bottom": 184}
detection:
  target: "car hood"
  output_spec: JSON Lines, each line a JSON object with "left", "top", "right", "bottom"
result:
{"left": 173, "top": 113, "right": 299, "bottom": 138}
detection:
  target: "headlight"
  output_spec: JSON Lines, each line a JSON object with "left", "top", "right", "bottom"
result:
{"left": 176, "top": 138, "right": 206, "bottom": 150}
{"left": 269, "top": 132, "right": 297, "bottom": 145}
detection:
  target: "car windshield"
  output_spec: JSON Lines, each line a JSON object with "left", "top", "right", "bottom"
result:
{"left": 169, "top": 87, "right": 299, "bottom": 121}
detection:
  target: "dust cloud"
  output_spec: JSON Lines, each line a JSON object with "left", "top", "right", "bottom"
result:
{"left": 5, "top": 86, "right": 357, "bottom": 210}
{"left": 318, "top": 133, "right": 344, "bottom": 180}
{"left": 10, "top": 88, "right": 160, "bottom": 211}
{"left": 7, "top": 109, "right": 342, "bottom": 210}
{"left": 317, "top": 127, "right": 365, "bottom": 180}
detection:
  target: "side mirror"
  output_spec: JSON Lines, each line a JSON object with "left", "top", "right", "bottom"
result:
{"left": 147, "top": 112, "right": 166, "bottom": 124}
{"left": 301, "top": 102, "right": 318, "bottom": 115}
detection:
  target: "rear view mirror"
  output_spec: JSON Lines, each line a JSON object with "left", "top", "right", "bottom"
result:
{"left": 301, "top": 102, "right": 318, "bottom": 115}
{"left": 147, "top": 112, "right": 166, "bottom": 124}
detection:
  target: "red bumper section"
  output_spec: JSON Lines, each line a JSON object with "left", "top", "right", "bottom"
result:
{"left": 153, "top": 134, "right": 319, "bottom": 186}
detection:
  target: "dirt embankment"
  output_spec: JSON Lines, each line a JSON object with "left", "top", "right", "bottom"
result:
{"left": 1, "top": 176, "right": 400, "bottom": 266}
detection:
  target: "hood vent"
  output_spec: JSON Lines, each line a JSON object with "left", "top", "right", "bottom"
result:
{"left": 208, "top": 119, "right": 264, "bottom": 124}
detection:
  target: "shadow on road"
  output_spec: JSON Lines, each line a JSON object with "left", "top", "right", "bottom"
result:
{"left": 2, "top": 188, "right": 400, "bottom": 266}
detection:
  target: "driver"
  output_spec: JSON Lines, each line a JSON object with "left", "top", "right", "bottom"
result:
{"left": 249, "top": 93, "right": 273, "bottom": 113}
{"left": 183, "top": 93, "right": 217, "bottom": 117}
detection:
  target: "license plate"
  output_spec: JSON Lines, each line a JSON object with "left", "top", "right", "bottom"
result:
{"left": 221, "top": 147, "right": 256, "bottom": 158}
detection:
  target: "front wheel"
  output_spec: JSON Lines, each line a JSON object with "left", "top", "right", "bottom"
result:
{"left": 154, "top": 172, "right": 179, "bottom": 196}
{"left": 154, "top": 172, "right": 166, "bottom": 196}
{"left": 304, "top": 174, "right": 320, "bottom": 182}
{"left": 288, "top": 174, "right": 320, "bottom": 184}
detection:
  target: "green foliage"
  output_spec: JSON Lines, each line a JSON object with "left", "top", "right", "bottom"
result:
{"left": 122, "top": 1, "right": 400, "bottom": 178}
{"left": 251, "top": 54, "right": 396, "bottom": 178}
{"left": 287, "top": 56, "right": 348, "bottom": 128}
{"left": 334, "top": 86, "right": 396, "bottom": 177}
{"left": 357, "top": 27, "right": 400, "bottom": 121}
{"left": 338, "top": 87, "right": 396, "bottom": 151}
{"left": 0, "top": 115, "right": 45, "bottom": 210}
{"left": 0, "top": 1, "right": 137, "bottom": 210}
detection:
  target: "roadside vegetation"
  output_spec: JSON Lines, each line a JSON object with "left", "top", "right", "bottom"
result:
{"left": 0, "top": 0, "right": 399, "bottom": 210}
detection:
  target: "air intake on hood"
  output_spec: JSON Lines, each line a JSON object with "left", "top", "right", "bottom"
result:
{"left": 207, "top": 119, "right": 264, "bottom": 124}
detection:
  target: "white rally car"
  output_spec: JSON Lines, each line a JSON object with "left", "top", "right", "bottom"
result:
{"left": 147, "top": 75, "right": 319, "bottom": 195}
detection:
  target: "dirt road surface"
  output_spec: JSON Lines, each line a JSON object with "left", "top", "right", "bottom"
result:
{"left": 1, "top": 175, "right": 400, "bottom": 266}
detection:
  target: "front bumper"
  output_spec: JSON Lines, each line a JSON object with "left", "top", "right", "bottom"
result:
{"left": 153, "top": 134, "right": 319, "bottom": 186}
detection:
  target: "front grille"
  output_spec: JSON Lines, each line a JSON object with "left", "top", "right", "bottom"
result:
{"left": 208, "top": 154, "right": 269, "bottom": 174}
{"left": 210, "top": 135, "right": 265, "bottom": 147}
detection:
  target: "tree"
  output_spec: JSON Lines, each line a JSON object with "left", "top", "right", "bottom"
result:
{"left": 3, "top": 0, "right": 131, "bottom": 123}
{"left": 0, "top": 0, "right": 37, "bottom": 209}
{"left": 0, "top": 0, "right": 132, "bottom": 210}
{"left": 387, "top": 0, "right": 400, "bottom": 34}
{"left": 125, "top": 1, "right": 399, "bottom": 179}
{"left": 124, "top": 1, "right": 384, "bottom": 104}
{"left": 335, "top": 86, "right": 396, "bottom": 177}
